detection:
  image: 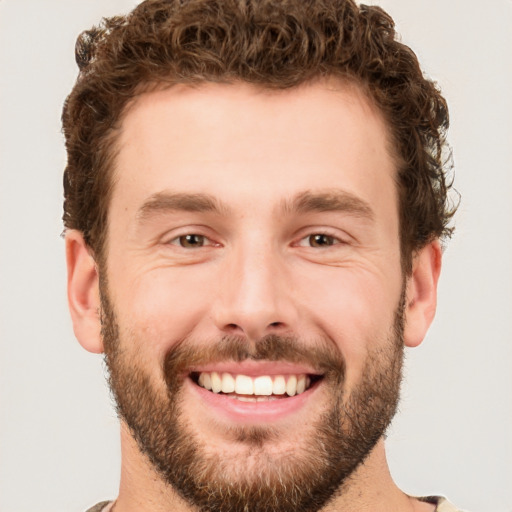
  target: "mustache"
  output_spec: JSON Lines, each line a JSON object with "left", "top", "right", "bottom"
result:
{"left": 163, "top": 334, "right": 346, "bottom": 388}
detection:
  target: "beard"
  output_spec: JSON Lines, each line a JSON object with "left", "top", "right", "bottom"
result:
{"left": 100, "top": 285, "right": 405, "bottom": 512}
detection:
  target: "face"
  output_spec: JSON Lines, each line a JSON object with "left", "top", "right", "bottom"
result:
{"left": 101, "top": 80, "right": 405, "bottom": 511}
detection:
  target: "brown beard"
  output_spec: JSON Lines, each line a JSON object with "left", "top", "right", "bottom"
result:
{"left": 101, "top": 284, "right": 405, "bottom": 512}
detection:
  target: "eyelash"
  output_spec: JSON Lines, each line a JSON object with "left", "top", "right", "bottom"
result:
{"left": 166, "top": 232, "right": 345, "bottom": 249}
{"left": 167, "top": 234, "right": 216, "bottom": 248}
{"left": 296, "top": 233, "right": 344, "bottom": 248}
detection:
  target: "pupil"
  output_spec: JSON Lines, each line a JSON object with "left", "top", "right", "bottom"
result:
{"left": 311, "top": 234, "right": 332, "bottom": 247}
{"left": 181, "top": 234, "right": 203, "bottom": 247}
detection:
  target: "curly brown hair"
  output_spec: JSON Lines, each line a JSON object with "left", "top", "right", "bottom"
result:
{"left": 62, "top": 0, "right": 455, "bottom": 273}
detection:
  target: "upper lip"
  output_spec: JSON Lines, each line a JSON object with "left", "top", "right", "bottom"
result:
{"left": 188, "top": 360, "right": 322, "bottom": 377}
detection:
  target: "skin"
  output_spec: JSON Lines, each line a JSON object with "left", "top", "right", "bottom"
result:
{"left": 66, "top": 79, "right": 441, "bottom": 511}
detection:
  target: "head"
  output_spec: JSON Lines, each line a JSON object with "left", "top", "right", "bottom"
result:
{"left": 63, "top": 1, "right": 453, "bottom": 511}
{"left": 62, "top": 0, "right": 454, "bottom": 275}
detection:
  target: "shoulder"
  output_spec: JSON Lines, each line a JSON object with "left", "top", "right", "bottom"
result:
{"left": 419, "top": 495, "right": 469, "bottom": 512}
{"left": 85, "top": 501, "right": 114, "bottom": 512}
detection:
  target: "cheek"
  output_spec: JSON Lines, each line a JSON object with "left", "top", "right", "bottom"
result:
{"left": 296, "top": 266, "right": 402, "bottom": 379}
{"left": 114, "top": 267, "right": 216, "bottom": 355}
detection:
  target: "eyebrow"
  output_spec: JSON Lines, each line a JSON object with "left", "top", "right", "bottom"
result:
{"left": 282, "top": 190, "right": 375, "bottom": 220}
{"left": 137, "top": 192, "right": 229, "bottom": 221}
{"left": 136, "top": 189, "right": 374, "bottom": 222}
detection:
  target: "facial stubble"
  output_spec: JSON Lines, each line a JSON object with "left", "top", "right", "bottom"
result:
{"left": 101, "top": 285, "right": 405, "bottom": 512}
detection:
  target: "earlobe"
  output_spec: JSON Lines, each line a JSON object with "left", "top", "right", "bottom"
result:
{"left": 65, "top": 230, "right": 104, "bottom": 354}
{"left": 403, "top": 240, "right": 442, "bottom": 348}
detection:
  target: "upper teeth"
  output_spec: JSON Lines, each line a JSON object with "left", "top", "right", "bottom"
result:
{"left": 197, "top": 372, "right": 311, "bottom": 397}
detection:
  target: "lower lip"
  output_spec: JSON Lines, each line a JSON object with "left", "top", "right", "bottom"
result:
{"left": 186, "top": 378, "right": 320, "bottom": 424}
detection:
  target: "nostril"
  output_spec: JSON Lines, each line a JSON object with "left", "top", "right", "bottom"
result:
{"left": 219, "top": 321, "right": 287, "bottom": 339}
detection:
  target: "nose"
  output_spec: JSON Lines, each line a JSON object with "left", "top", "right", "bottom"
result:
{"left": 211, "top": 241, "right": 298, "bottom": 341}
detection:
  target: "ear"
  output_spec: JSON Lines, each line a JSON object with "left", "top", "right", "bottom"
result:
{"left": 65, "top": 230, "right": 104, "bottom": 354}
{"left": 403, "top": 240, "right": 442, "bottom": 348}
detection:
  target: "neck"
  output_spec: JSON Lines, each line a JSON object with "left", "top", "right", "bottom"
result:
{"left": 319, "top": 440, "right": 432, "bottom": 512}
{"left": 113, "top": 424, "right": 434, "bottom": 512}
{"left": 115, "top": 423, "right": 191, "bottom": 512}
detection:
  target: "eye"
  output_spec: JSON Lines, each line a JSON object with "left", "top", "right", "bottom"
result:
{"left": 297, "top": 233, "right": 341, "bottom": 248}
{"left": 169, "top": 234, "right": 211, "bottom": 248}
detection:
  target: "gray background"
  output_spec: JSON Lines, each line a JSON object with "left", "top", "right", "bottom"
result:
{"left": 0, "top": 1, "right": 511, "bottom": 511}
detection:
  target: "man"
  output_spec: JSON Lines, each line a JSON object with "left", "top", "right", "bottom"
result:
{"left": 62, "top": 0, "right": 461, "bottom": 511}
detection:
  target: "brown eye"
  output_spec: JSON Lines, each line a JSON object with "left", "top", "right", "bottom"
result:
{"left": 308, "top": 234, "right": 337, "bottom": 247}
{"left": 178, "top": 234, "right": 206, "bottom": 248}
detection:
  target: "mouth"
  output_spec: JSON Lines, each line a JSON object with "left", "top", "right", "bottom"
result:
{"left": 183, "top": 360, "right": 326, "bottom": 424}
{"left": 190, "top": 370, "right": 323, "bottom": 402}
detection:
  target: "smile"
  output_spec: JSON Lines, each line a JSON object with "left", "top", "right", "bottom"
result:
{"left": 197, "top": 372, "right": 311, "bottom": 401}
{"left": 191, "top": 371, "right": 321, "bottom": 402}
{"left": 185, "top": 361, "right": 325, "bottom": 423}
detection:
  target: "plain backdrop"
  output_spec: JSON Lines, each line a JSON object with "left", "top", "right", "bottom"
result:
{"left": 0, "top": 1, "right": 511, "bottom": 511}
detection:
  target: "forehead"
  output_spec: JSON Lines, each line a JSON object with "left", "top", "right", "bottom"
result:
{"left": 112, "top": 79, "right": 397, "bottom": 219}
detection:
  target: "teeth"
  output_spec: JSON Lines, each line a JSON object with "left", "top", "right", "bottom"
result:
{"left": 253, "top": 376, "right": 273, "bottom": 396}
{"left": 235, "top": 375, "right": 254, "bottom": 395}
{"left": 200, "top": 372, "right": 212, "bottom": 391}
{"left": 286, "top": 375, "right": 297, "bottom": 396}
{"left": 221, "top": 373, "right": 235, "bottom": 393}
{"left": 296, "top": 375, "right": 306, "bottom": 395}
{"left": 232, "top": 395, "right": 279, "bottom": 402}
{"left": 211, "top": 372, "right": 222, "bottom": 393}
{"left": 236, "top": 395, "right": 257, "bottom": 402}
{"left": 272, "top": 375, "right": 286, "bottom": 395}
{"left": 196, "top": 372, "right": 314, "bottom": 397}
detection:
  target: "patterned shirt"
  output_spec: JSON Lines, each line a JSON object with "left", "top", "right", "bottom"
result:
{"left": 86, "top": 495, "right": 466, "bottom": 511}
